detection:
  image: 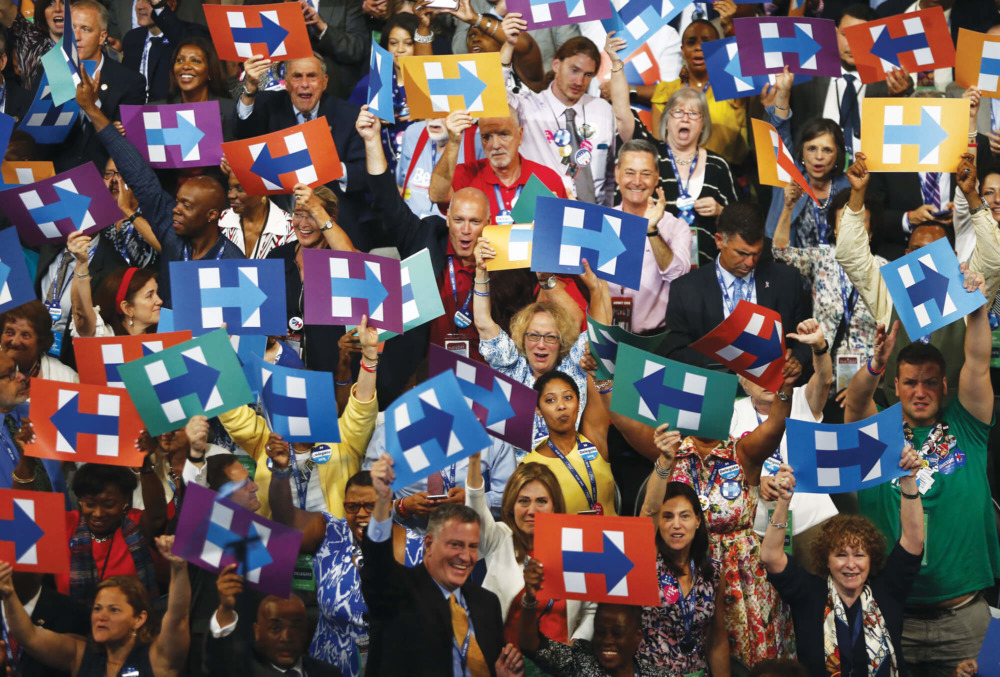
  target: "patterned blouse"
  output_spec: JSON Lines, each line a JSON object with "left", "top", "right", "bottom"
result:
{"left": 532, "top": 636, "right": 674, "bottom": 677}
{"left": 639, "top": 554, "right": 722, "bottom": 674}
{"left": 10, "top": 14, "right": 52, "bottom": 90}
{"left": 310, "top": 513, "right": 424, "bottom": 677}
{"left": 102, "top": 218, "right": 158, "bottom": 269}
{"left": 772, "top": 243, "right": 887, "bottom": 361}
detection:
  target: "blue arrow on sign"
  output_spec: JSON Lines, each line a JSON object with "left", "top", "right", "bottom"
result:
{"left": 152, "top": 354, "right": 221, "bottom": 408}
{"left": 590, "top": 335, "right": 617, "bottom": 363}
{"left": 562, "top": 532, "right": 635, "bottom": 594}
{"left": 634, "top": 367, "right": 704, "bottom": 418}
{"left": 904, "top": 260, "right": 950, "bottom": 315}
{"left": 146, "top": 113, "right": 205, "bottom": 157}
{"left": 0, "top": 260, "right": 10, "bottom": 298}
{"left": 870, "top": 28, "right": 929, "bottom": 68}
{"left": 332, "top": 263, "right": 389, "bottom": 314}
{"left": 723, "top": 51, "right": 755, "bottom": 88}
{"left": 982, "top": 55, "right": 1000, "bottom": 78}
{"left": 456, "top": 377, "right": 515, "bottom": 426}
{"left": 815, "top": 430, "right": 887, "bottom": 478}
{"left": 251, "top": 144, "right": 312, "bottom": 187}
{"left": 0, "top": 500, "right": 43, "bottom": 560}
{"left": 262, "top": 375, "right": 306, "bottom": 418}
{"left": 561, "top": 216, "right": 627, "bottom": 268}
{"left": 199, "top": 270, "right": 269, "bottom": 326}
{"left": 883, "top": 108, "right": 949, "bottom": 160}
{"left": 761, "top": 24, "right": 822, "bottom": 66}
{"left": 50, "top": 393, "right": 119, "bottom": 448}
{"left": 731, "top": 323, "right": 784, "bottom": 371}
{"left": 230, "top": 14, "right": 289, "bottom": 54}
{"left": 207, "top": 518, "right": 274, "bottom": 574}
{"left": 398, "top": 399, "right": 453, "bottom": 452}
{"left": 427, "top": 67, "right": 488, "bottom": 110}
{"left": 28, "top": 186, "right": 92, "bottom": 229}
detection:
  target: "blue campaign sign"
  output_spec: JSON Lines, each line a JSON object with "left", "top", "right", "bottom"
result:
{"left": 703, "top": 37, "right": 811, "bottom": 102}
{"left": 601, "top": 0, "right": 693, "bottom": 60}
{"left": 367, "top": 38, "right": 395, "bottom": 123}
{"left": 19, "top": 61, "right": 97, "bottom": 144}
{"left": 786, "top": 404, "right": 908, "bottom": 493}
{"left": 881, "top": 237, "right": 987, "bottom": 340}
{"left": 385, "top": 371, "right": 492, "bottom": 489}
{"left": 0, "top": 229, "right": 35, "bottom": 314}
{"left": 530, "top": 197, "right": 646, "bottom": 290}
{"left": 256, "top": 358, "right": 340, "bottom": 443}
{"left": 169, "top": 260, "right": 286, "bottom": 336}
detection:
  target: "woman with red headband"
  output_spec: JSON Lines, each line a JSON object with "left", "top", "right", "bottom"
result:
{"left": 69, "top": 232, "right": 162, "bottom": 338}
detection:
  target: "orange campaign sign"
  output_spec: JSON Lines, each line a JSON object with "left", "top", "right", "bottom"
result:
{"left": 483, "top": 224, "right": 533, "bottom": 271}
{"left": 221, "top": 118, "right": 343, "bottom": 195}
{"left": 204, "top": 3, "right": 313, "bottom": 62}
{"left": 843, "top": 8, "right": 954, "bottom": 84}
{"left": 751, "top": 118, "right": 818, "bottom": 204}
{"left": 74, "top": 331, "right": 194, "bottom": 388}
{"left": 955, "top": 29, "right": 1000, "bottom": 96}
{"left": 0, "top": 490, "right": 69, "bottom": 574}
{"left": 401, "top": 53, "right": 509, "bottom": 120}
{"left": 26, "top": 379, "right": 147, "bottom": 467}
{"left": 860, "top": 98, "right": 969, "bottom": 172}
{"left": 533, "top": 513, "right": 659, "bottom": 606}
{"left": 1, "top": 161, "right": 55, "bottom": 186}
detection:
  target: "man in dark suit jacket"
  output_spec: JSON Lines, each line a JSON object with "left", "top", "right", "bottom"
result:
{"left": 122, "top": 0, "right": 208, "bottom": 101}
{"left": 235, "top": 55, "right": 373, "bottom": 250}
{"left": 659, "top": 202, "right": 812, "bottom": 372}
{"left": 867, "top": 170, "right": 958, "bottom": 261}
{"left": 4, "top": 572, "right": 89, "bottom": 677}
{"left": 361, "top": 454, "right": 523, "bottom": 677}
{"left": 43, "top": 0, "right": 146, "bottom": 172}
{"left": 108, "top": 0, "right": 208, "bottom": 42}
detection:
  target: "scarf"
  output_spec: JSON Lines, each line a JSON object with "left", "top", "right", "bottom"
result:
{"left": 822, "top": 576, "right": 897, "bottom": 677}
{"left": 69, "top": 514, "right": 158, "bottom": 603}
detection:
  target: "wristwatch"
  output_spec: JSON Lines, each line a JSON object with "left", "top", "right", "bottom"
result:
{"left": 540, "top": 275, "right": 558, "bottom": 290}
{"left": 970, "top": 202, "right": 990, "bottom": 217}
{"left": 647, "top": 226, "right": 659, "bottom": 238}
{"left": 320, "top": 219, "right": 333, "bottom": 231}
{"left": 776, "top": 390, "right": 791, "bottom": 402}
{"left": 241, "top": 83, "right": 257, "bottom": 99}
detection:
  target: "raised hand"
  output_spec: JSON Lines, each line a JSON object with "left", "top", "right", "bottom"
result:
{"left": 653, "top": 423, "right": 681, "bottom": 467}
{"left": 604, "top": 30, "right": 626, "bottom": 65}
{"left": 773, "top": 464, "right": 795, "bottom": 501}
{"left": 846, "top": 153, "right": 869, "bottom": 193}
{"left": 522, "top": 557, "right": 544, "bottom": 599}
{"left": 956, "top": 153, "right": 977, "bottom": 196}
{"left": 899, "top": 443, "right": 921, "bottom": 477}
{"left": 786, "top": 318, "right": 825, "bottom": 350}
{"left": 241, "top": 55, "right": 272, "bottom": 96}
{"left": 356, "top": 106, "right": 382, "bottom": 143}
{"left": 371, "top": 452, "right": 395, "bottom": 500}
{"left": 358, "top": 314, "right": 380, "bottom": 361}
{"left": 781, "top": 352, "right": 802, "bottom": 387}
{"left": 885, "top": 67, "right": 910, "bottom": 96}
{"left": 184, "top": 415, "right": 209, "bottom": 456}
{"left": 645, "top": 187, "right": 667, "bottom": 228}
{"left": 444, "top": 109, "right": 474, "bottom": 144}
{"left": 501, "top": 13, "right": 526, "bottom": 47}
{"left": 474, "top": 236, "right": 495, "bottom": 271}
{"left": 265, "top": 433, "right": 291, "bottom": 470}
{"left": 871, "top": 321, "right": 900, "bottom": 373}
{"left": 155, "top": 535, "right": 185, "bottom": 565}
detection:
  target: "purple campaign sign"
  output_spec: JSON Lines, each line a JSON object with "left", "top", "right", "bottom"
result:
{"left": 507, "top": 0, "right": 611, "bottom": 30}
{"left": 428, "top": 344, "right": 537, "bottom": 450}
{"left": 734, "top": 17, "right": 839, "bottom": 77}
{"left": 174, "top": 483, "right": 302, "bottom": 598}
{"left": 0, "top": 162, "right": 122, "bottom": 246}
{"left": 120, "top": 101, "right": 224, "bottom": 169}
{"left": 301, "top": 248, "right": 404, "bottom": 333}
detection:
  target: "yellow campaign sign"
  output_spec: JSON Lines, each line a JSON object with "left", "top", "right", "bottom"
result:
{"left": 860, "top": 98, "right": 969, "bottom": 172}
{"left": 401, "top": 53, "right": 510, "bottom": 120}
{"left": 483, "top": 224, "right": 533, "bottom": 271}
{"left": 1, "top": 161, "right": 55, "bottom": 186}
{"left": 954, "top": 28, "right": 1000, "bottom": 96}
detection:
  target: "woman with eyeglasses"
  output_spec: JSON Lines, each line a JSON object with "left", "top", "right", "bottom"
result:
{"left": 265, "top": 459, "right": 424, "bottom": 677}
{"left": 606, "top": 32, "right": 737, "bottom": 261}
{"left": 473, "top": 238, "right": 613, "bottom": 453}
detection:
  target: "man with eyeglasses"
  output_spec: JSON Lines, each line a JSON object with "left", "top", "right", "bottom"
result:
{"left": 99, "top": 158, "right": 159, "bottom": 268}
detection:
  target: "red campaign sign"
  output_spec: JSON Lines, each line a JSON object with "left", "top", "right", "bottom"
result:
{"left": 842, "top": 7, "right": 955, "bottom": 84}
{"left": 532, "top": 513, "right": 659, "bottom": 606}
{"left": 74, "top": 331, "right": 193, "bottom": 387}
{"left": 221, "top": 118, "right": 343, "bottom": 196}
{"left": 26, "top": 379, "right": 146, "bottom": 467}
{"left": 690, "top": 299, "right": 787, "bottom": 392}
{"left": 204, "top": 3, "right": 313, "bottom": 62}
{"left": 0, "top": 490, "right": 68, "bottom": 574}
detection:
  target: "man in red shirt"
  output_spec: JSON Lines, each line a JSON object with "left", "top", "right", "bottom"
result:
{"left": 427, "top": 107, "right": 568, "bottom": 224}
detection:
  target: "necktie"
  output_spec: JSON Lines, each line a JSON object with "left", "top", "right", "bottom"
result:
{"left": 732, "top": 278, "right": 745, "bottom": 304}
{"left": 449, "top": 594, "right": 489, "bottom": 677}
{"left": 49, "top": 252, "right": 74, "bottom": 305}
{"left": 285, "top": 668, "right": 301, "bottom": 677}
{"left": 564, "top": 108, "right": 596, "bottom": 204}
{"left": 922, "top": 172, "right": 941, "bottom": 210}
{"left": 840, "top": 74, "right": 860, "bottom": 157}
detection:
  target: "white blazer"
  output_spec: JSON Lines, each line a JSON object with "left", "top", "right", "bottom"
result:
{"left": 466, "top": 482, "right": 595, "bottom": 641}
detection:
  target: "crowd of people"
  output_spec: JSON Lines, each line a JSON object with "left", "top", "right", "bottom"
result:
{"left": 0, "top": 0, "right": 996, "bottom": 675}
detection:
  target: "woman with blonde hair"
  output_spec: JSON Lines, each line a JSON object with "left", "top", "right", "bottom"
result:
{"left": 465, "top": 451, "right": 595, "bottom": 650}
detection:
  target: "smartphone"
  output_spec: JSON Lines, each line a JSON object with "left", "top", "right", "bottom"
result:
{"left": 424, "top": 0, "right": 459, "bottom": 8}
{"left": 577, "top": 509, "right": 599, "bottom": 515}
{"left": 427, "top": 494, "right": 450, "bottom": 501}
{"left": 932, "top": 209, "right": 953, "bottom": 218}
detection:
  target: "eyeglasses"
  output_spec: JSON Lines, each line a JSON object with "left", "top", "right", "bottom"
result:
{"left": 0, "top": 364, "right": 21, "bottom": 382}
{"left": 668, "top": 109, "right": 703, "bottom": 120}
{"left": 343, "top": 502, "right": 376, "bottom": 514}
{"left": 524, "top": 332, "right": 560, "bottom": 345}
{"left": 103, "top": 170, "right": 121, "bottom": 181}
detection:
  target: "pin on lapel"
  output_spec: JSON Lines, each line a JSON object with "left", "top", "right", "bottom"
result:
{"left": 101, "top": 83, "right": 108, "bottom": 91}
{"left": 765, "top": 281, "right": 770, "bottom": 288}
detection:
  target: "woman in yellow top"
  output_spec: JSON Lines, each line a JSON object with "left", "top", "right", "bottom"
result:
{"left": 649, "top": 19, "right": 748, "bottom": 167}
{"left": 217, "top": 315, "right": 381, "bottom": 519}
{"left": 524, "top": 370, "right": 616, "bottom": 516}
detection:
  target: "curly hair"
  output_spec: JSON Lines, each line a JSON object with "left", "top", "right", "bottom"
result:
{"left": 500, "top": 462, "right": 566, "bottom": 563}
{"left": 94, "top": 575, "right": 156, "bottom": 644}
{"left": 509, "top": 302, "right": 578, "bottom": 364}
{"left": 810, "top": 514, "right": 886, "bottom": 578}
{"left": 0, "top": 300, "right": 55, "bottom": 355}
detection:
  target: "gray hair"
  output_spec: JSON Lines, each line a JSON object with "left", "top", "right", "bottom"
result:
{"left": 427, "top": 503, "right": 481, "bottom": 537}
{"left": 71, "top": 0, "right": 109, "bottom": 31}
{"left": 617, "top": 138, "right": 660, "bottom": 167}
{"left": 658, "top": 87, "right": 712, "bottom": 147}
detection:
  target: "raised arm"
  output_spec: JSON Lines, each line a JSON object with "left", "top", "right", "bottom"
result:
{"left": 759, "top": 465, "right": 794, "bottom": 574}
{"left": 770, "top": 66, "right": 793, "bottom": 121}
{"left": 957, "top": 267, "right": 993, "bottom": 424}
{"left": 579, "top": 374, "right": 609, "bottom": 461}
{"left": 428, "top": 109, "right": 474, "bottom": 205}
{"left": 473, "top": 237, "right": 501, "bottom": 340}
{"left": 0, "top": 562, "right": 82, "bottom": 673}
{"left": 897, "top": 445, "right": 923, "bottom": 556}
{"left": 639, "top": 424, "right": 680, "bottom": 523}
{"left": 844, "top": 321, "right": 897, "bottom": 424}
{"left": 292, "top": 183, "right": 356, "bottom": 252}
{"left": 264, "top": 435, "right": 327, "bottom": 554}
{"left": 788, "top": 319, "right": 832, "bottom": 420}
{"left": 603, "top": 32, "right": 634, "bottom": 142}
{"left": 150, "top": 536, "right": 191, "bottom": 676}
{"left": 736, "top": 355, "right": 801, "bottom": 485}
{"left": 772, "top": 183, "right": 802, "bottom": 249}
{"left": 518, "top": 558, "right": 545, "bottom": 655}
{"left": 68, "top": 232, "right": 99, "bottom": 338}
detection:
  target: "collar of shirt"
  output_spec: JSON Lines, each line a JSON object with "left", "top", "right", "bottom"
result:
{"left": 444, "top": 240, "right": 476, "bottom": 272}
{"left": 715, "top": 256, "right": 746, "bottom": 289}
{"left": 481, "top": 157, "right": 526, "bottom": 187}
{"left": 542, "top": 84, "right": 583, "bottom": 121}
{"left": 293, "top": 99, "right": 322, "bottom": 123}
{"left": 433, "top": 578, "right": 466, "bottom": 605}
{"left": 268, "top": 658, "right": 305, "bottom": 675}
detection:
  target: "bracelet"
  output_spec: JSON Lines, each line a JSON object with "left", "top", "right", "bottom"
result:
{"left": 489, "top": 21, "right": 498, "bottom": 37}
{"left": 11, "top": 471, "right": 34, "bottom": 484}
{"left": 647, "top": 228, "right": 659, "bottom": 238}
{"left": 968, "top": 132, "right": 978, "bottom": 139}
{"left": 501, "top": 61, "right": 512, "bottom": 68}
{"left": 521, "top": 595, "right": 538, "bottom": 608}
{"left": 812, "top": 341, "right": 829, "bottom": 356}
{"left": 413, "top": 30, "right": 434, "bottom": 43}
{"left": 395, "top": 496, "right": 410, "bottom": 518}
{"left": 271, "top": 465, "right": 293, "bottom": 480}
{"left": 599, "top": 386, "right": 613, "bottom": 394}
{"left": 773, "top": 104, "right": 789, "bottom": 111}
{"left": 474, "top": 277, "right": 490, "bottom": 284}
{"left": 74, "top": 271, "right": 91, "bottom": 279}
{"left": 866, "top": 357, "right": 885, "bottom": 376}
{"left": 476, "top": 12, "right": 484, "bottom": 25}
{"left": 594, "top": 378, "right": 613, "bottom": 390}
{"left": 653, "top": 457, "right": 671, "bottom": 479}
{"left": 969, "top": 143, "right": 978, "bottom": 148}
{"left": 609, "top": 63, "right": 623, "bottom": 73}
{"left": 360, "top": 359, "right": 378, "bottom": 373}
{"left": 473, "top": 289, "right": 490, "bottom": 297}
{"left": 335, "top": 377, "right": 352, "bottom": 386}
{"left": 768, "top": 520, "right": 788, "bottom": 529}
{"left": 187, "top": 451, "right": 206, "bottom": 463}
{"left": 900, "top": 488, "right": 919, "bottom": 500}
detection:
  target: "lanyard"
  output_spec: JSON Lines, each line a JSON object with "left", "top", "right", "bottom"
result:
{"left": 493, "top": 183, "right": 523, "bottom": 213}
{"left": 547, "top": 436, "right": 598, "bottom": 509}
{"left": 0, "top": 421, "right": 18, "bottom": 467}
{"left": 812, "top": 198, "right": 830, "bottom": 245}
{"left": 441, "top": 464, "right": 457, "bottom": 491}
{"left": 457, "top": 615, "right": 472, "bottom": 673}
{"left": 140, "top": 34, "right": 162, "bottom": 87}
{"left": 666, "top": 146, "right": 698, "bottom": 201}
{"left": 714, "top": 259, "right": 753, "bottom": 317}
{"left": 183, "top": 242, "right": 226, "bottom": 261}
{"left": 447, "top": 256, "right": 473, "bottom": 324}
{"left": 660, "top": 560, "right": 699, "bottom": 646}
{"left": 688, "top": 456, "right": 720, "bottom": 503}
{"left": 292, "top": 456, "right": 313, "bottom": 509}
{"left": 837, "top": 602, "right": 865, "bottom": 675}
{"left": 0, "top": 83, "right": 7, "bottom": 115}
{"left": 50, "top": 248, "right": 94, "bottom": 304}
{"left": 839, "top": 267, "right": 859, "bottom": 329}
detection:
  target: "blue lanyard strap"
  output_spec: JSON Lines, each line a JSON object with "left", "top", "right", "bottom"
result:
{"left": 689, "top": 456, "right": 720, "bottom": 501}
{"left": 812, "top": 199, "right": 830, "bottom": 245}
{"left": 666, "top": 146, "right": 698, "bottom": 201}
{"left": 292, "top": 457, "right": 312, "bottom": 509}
{"left": 51, "top": 247, "right": 95, "bottom": 303}
{"left": 660, "top": 560, "right": 700, "bottom": 641}
{"left": 839, "top": 266, "right": 859, "bottom": 330}
{"left": 447, "top": 256, "right": 474, "bottom": 314}
{"left": 546, "top": 436, "right": 598, "bottom": 509}
{"left": 492, "top": 183, "right": 523, "bottom": 213}
{"left": 714, "top": 259, "right": 753, "bottom": 317}
{"left": 1, "top": 421, "right": 18, "bottom": 467}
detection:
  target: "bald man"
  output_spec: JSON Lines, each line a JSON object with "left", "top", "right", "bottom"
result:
{"left": 78, "top": 68, "right": 244, "bottom": 308}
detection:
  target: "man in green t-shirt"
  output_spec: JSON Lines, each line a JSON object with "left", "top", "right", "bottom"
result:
{"left": 844, "top": 251, "right": 996, "bottom": 677}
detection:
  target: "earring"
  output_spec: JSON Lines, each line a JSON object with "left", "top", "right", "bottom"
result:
{"left": 128, "top": 316, "right": 134, "bottom": 327}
